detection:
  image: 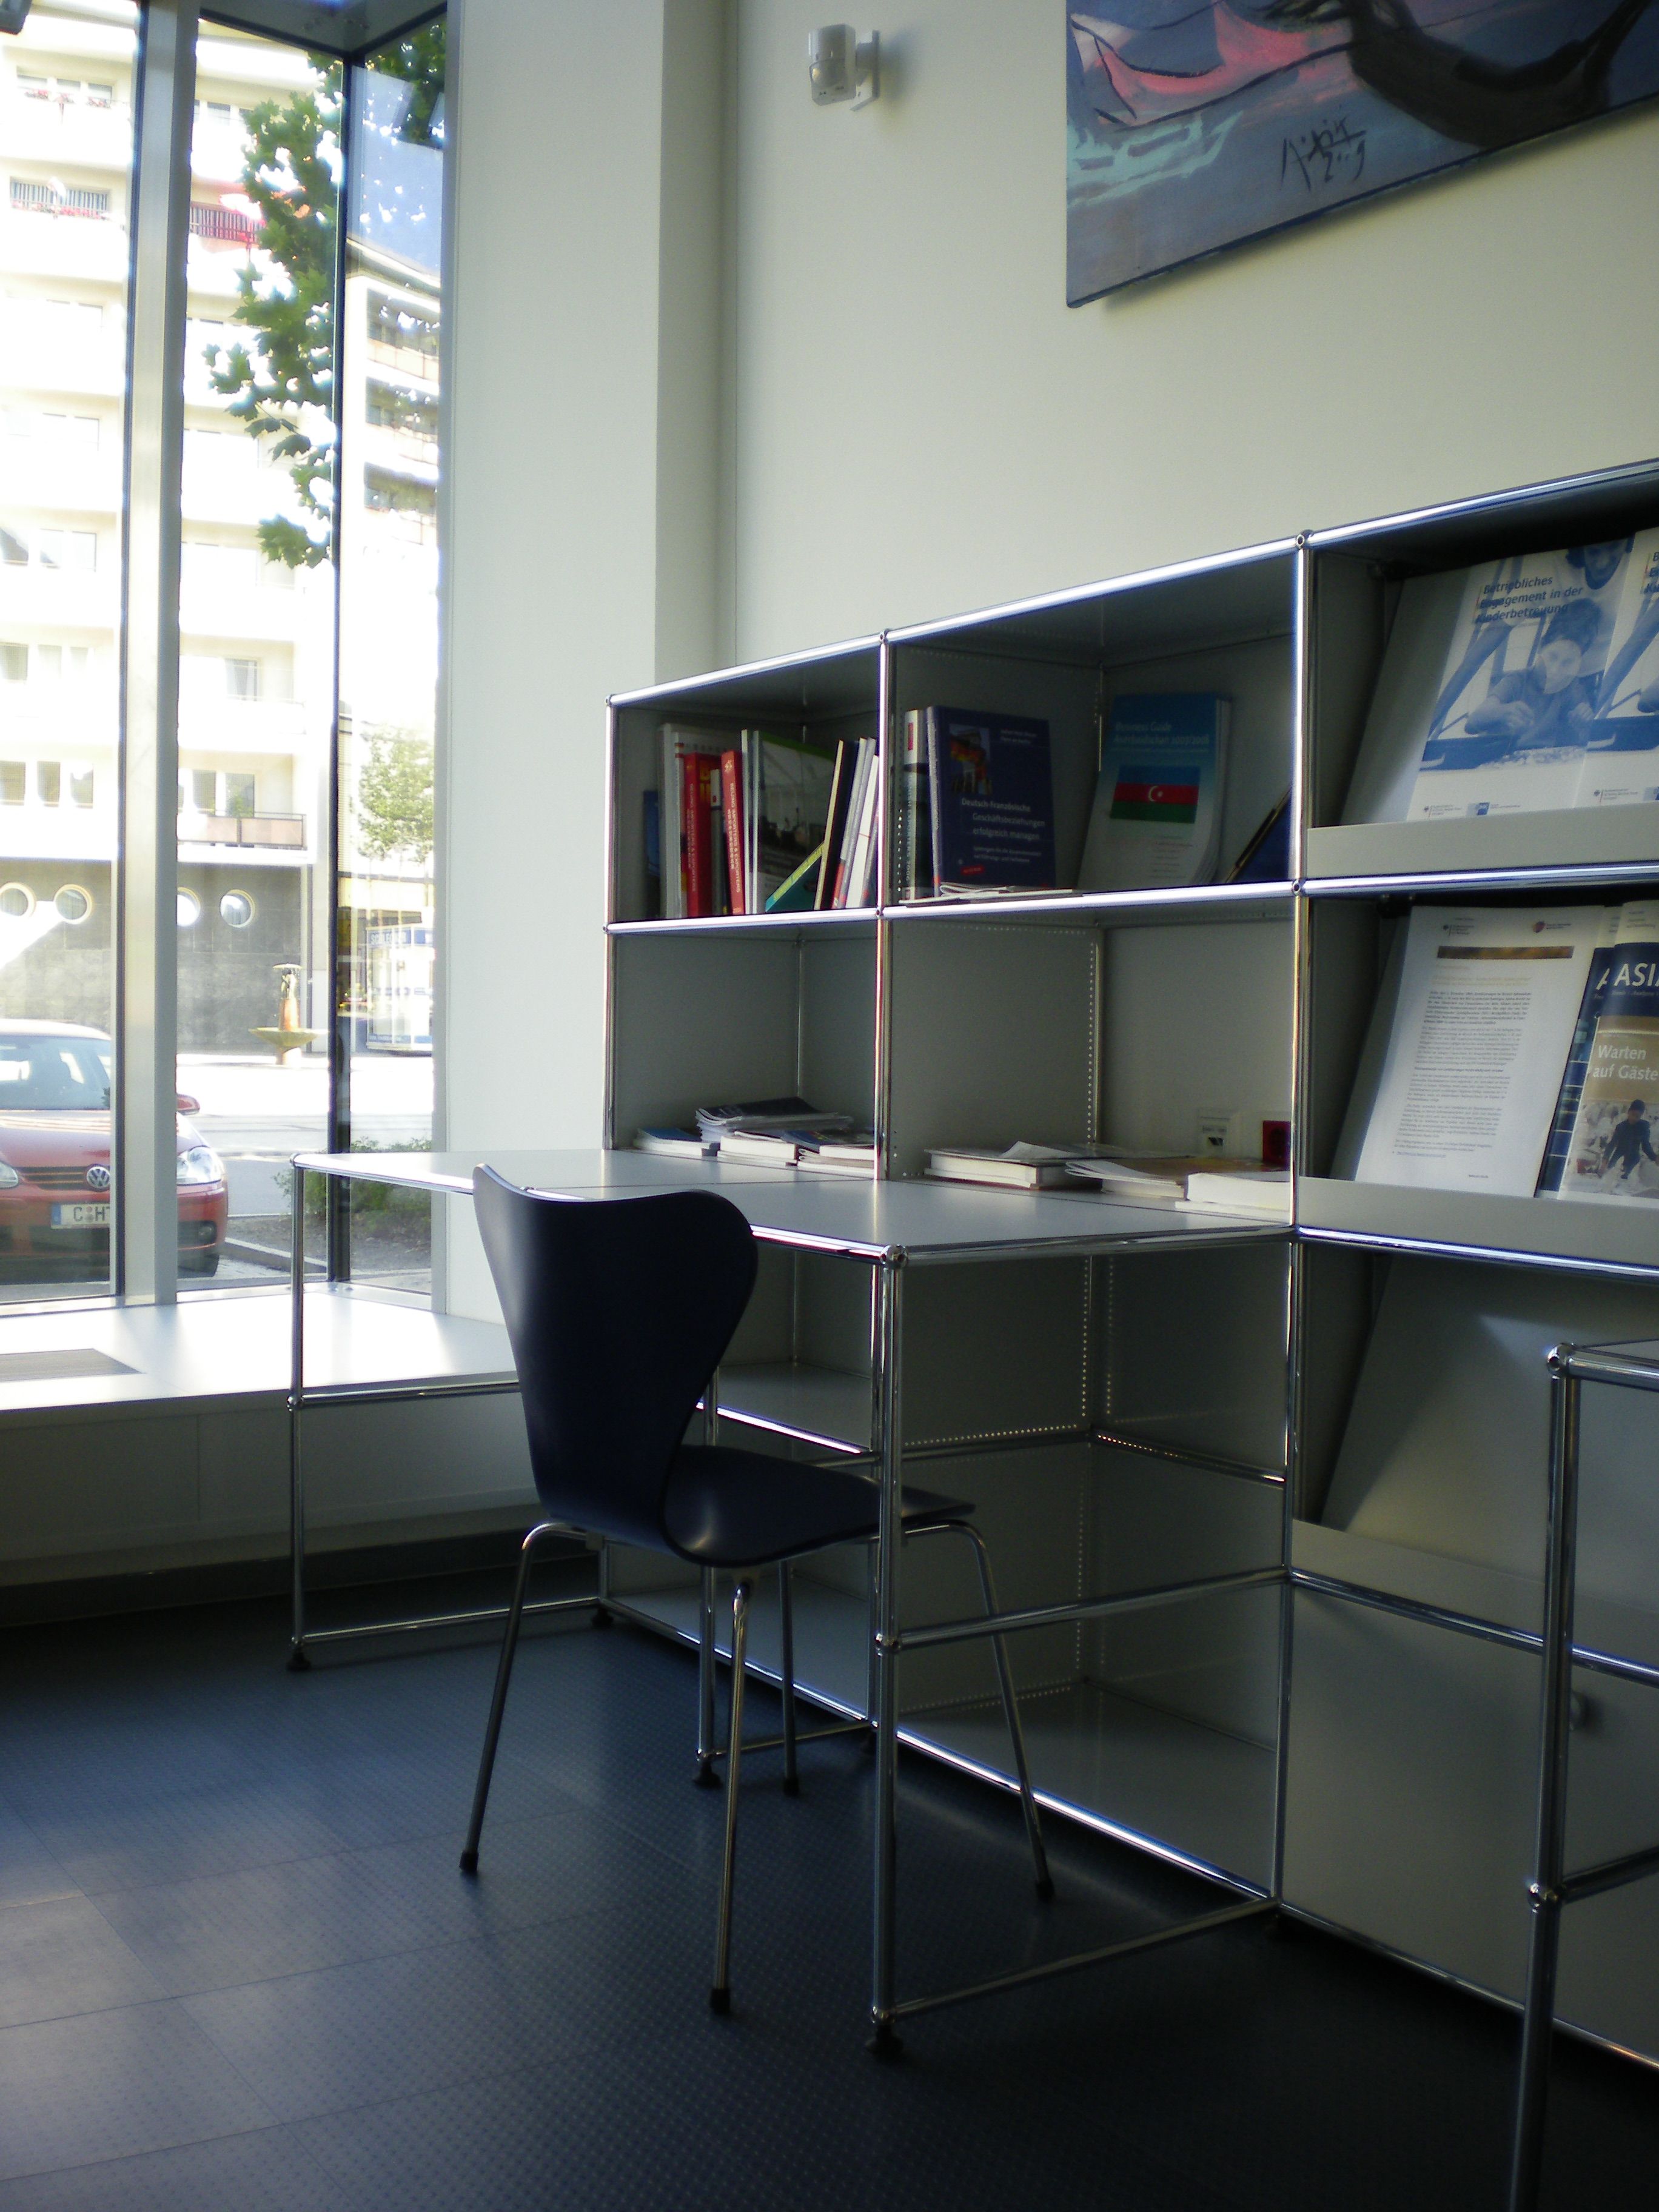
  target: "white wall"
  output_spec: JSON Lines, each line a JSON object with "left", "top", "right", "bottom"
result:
{"left": 727, "top": 0, "right": 1659, "bottom": 659}
{"left": 440, "top": 0, "right": 725, "bottom": 1315}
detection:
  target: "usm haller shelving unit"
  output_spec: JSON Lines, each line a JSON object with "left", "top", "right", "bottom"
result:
{"left": 603, "top": 457, "right": 1659, "bottom": 2066}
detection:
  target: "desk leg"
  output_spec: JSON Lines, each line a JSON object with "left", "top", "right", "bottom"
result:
{"left": 870, "top": 1255, "right": 904, "bottom": 2053}
{"left": 287, "top": 1162, "right": 309, "bottom": 1671}
{"left": 1508, "top": 1361, "right": 1581, "bottom": 2212}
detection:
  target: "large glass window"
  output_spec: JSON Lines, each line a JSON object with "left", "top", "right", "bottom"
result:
{"left": 0, "top": 1, "right": 135, "bottom": 1301}
{"left": 176, "top": 25, "right": 340, "bottom": 1289}
{"left": 335, "top": 19, "right": 443, "bottom": 1293}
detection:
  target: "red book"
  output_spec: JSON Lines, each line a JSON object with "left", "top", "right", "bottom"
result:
{"left": 720, "top": 749, "right": 745, "bottom": 914}
{"left": 683, "top": 753, "right": 718, "bottom": 917}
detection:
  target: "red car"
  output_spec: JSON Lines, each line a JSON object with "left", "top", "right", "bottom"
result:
{"left": 0, "top": 1021, "right": 228, "bottom": 1277}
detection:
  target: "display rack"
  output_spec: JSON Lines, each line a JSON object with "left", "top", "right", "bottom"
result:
{"left": 602, "top": 455, "right": 1659, "bottom": 2066}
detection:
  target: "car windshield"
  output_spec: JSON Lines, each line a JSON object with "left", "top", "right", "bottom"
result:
{"left": 0, "top": 1037, "right": 113, "bottom": 1111}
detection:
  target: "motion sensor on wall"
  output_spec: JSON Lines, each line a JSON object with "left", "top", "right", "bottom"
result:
{"left": 808, "top": 25, "right": 879, "bottom": 107}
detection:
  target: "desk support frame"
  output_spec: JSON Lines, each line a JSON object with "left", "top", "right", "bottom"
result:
{"left": 1506, "top": 1345, "right": 1659, "bottom": 2212}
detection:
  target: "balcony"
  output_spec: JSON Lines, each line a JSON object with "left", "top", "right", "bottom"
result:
{"left": 178, "top": 809, "right": 305, "bottom": 850}
{"left": 3, "top": 96, "right": 134, "bottom": 173}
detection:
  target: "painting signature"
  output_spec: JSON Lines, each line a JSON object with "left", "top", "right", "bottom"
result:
{"left": 1281, "top": 116, "right": 1366, "bottom": 190}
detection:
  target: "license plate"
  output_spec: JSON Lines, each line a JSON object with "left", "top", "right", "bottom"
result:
{"left": 51, "top": 1202, "right": 110, "bottom": 1228}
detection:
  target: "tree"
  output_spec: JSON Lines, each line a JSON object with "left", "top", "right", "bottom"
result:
{"left": 356, "top": 729, "right": 434, "bottom": 864}
{"left": 206, "top": 24, "right": 447, "bottom": 571}
{"left": 205, "top": 63, "right": 342, "bottom": 570}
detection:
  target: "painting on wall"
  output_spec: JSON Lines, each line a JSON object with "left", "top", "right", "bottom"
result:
{"left": 1067, "top": 0, "right": 1659, "bottom": 303}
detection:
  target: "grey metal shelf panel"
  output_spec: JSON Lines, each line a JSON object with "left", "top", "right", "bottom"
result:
{"left": 609, "top": 634, "right": 879, "bottom": 721}
{"left": 1306, "top": 811, "right": 1659, "bottom": 889}
{"left": 1298, "top": 1177, "right": 1659, "bottom": 1278}
{"left": 719, "top": 1361, "right": 871, "bottom": 1453}
{"left": 1306, "top": 457, "right": 1659, "bottom": 574}
{"left": 618, "top": 1578, "right": 1273, "bottom": 1891}
{"left": 885, "top": 883, "right": 1295, "bottom": 930}
{"left": 608, "top": 909, "right": 877, "bottom": 939}
{"left": 887, "top": 539, "right": 1297, "bottom": 669}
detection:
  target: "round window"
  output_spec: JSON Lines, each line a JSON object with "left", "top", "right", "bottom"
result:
{"left": 53, "top": 885, "right": 91, "bottom": 924}
{"left": 177, "top": 890, "right": 201, "bottom": 928}
{"left": 220, "top": 890, "right": 255, "bottom": 929}
{"left": 0, "top": 883, "right": 35, "bottom": 920}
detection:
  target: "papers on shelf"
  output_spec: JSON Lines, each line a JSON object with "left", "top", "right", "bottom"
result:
{"left": 1349, "top": 905, "right": 1604, "bottom": 1195}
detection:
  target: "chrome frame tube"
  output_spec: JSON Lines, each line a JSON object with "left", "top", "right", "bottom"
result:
{"left": 950, "top": 1520, "right": 1050, "bottom": 1895}
{"left": 1508, "top": 1362, "right": 1581, "bottom": 2212}
{"left": 460, "top": 1520, "right": 559, "bottom": 1874}
{"left": 779, "top": 1561, "right": 799, "bottom": 1793}
{"left": 696, "top": 1567, "right": 719, "bottom": 1784}
{"left": 891, "top": 1897, "right": 1274, "bottom": 2024}
{"left": 288, "top": 1161, "right": 307, "bottom": 1665}
{"left": 896, "top": 1564, "right": 1285, "bottom": 1652}
{"left": 870, "top": 1255, "right": 903, "bottom": 2048}
{"left": 711, "top": 1577, "right": 751, "bottom": 2011}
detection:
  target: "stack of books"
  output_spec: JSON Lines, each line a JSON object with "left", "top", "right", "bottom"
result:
{"left": 654, "top": 727, "right": 880, "bottom": 917}
{"left": 926, "top": 1144, "right": 1290, "bottom": 1219}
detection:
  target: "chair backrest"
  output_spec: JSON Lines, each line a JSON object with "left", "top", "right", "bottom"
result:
{"left": 472, "top": 1167, "right": 758, "bottom": 1552}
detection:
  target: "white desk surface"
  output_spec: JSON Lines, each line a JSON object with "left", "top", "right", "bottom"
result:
{"left": 292, "top": 1148, "right": 1283, "bottom": 1262}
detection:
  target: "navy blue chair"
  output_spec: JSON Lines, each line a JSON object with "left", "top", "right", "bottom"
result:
{"left": 460, "top": 1167, "right": 1050, "bottom": 2011}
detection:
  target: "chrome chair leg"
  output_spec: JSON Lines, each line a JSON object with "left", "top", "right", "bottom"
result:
{"left": 779, "top": 1560, "right": 799, "bottom": 1794}
{"left": 695, "top": 1567, "right": 719, "bottom": 1787}
{"left": 711, "top": 1577, "right": 751, "bottom": 2013}
{"left": 955, "top": 1521, "right": 1052, "bottom": 1899}
{"left": 460, "top": 1520, "right": 557, "bottom": 1874}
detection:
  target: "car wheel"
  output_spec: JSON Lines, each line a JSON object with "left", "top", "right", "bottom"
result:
{"left": 181, "top": 1251, "right": 221, "bottom": 1278}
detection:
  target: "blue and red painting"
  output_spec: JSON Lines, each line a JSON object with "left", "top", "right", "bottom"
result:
{"left": 1067, "top": 0, "right": 1659, "bottom": 300}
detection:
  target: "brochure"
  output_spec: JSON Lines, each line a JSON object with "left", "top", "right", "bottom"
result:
{"left": 740, "top": 730, "right": 837, "bottom": 912}
{"left": 1351, "top": 904, "right": 1604, "bottom": 1195}
{"left": 1575, "top": 529, "right": 1659, "bottom": 809}
{"left": 1076, "top": 694, "right": 1228, "bottom": 892}
{"left": 1341, "top": 541, "right": 1638, "bottom": 825}
{"left": 1550, "top": 900, "right": 1659, "bottom": 1205}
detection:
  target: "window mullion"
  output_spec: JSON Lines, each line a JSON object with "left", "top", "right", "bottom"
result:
{"left": 117, "top": 0, "right": 199, "bottom": 1304}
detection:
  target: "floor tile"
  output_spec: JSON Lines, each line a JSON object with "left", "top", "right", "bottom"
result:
{"left": 184, "top": 1898, "right": 707, "bottom": 2122}
{"left": 0, "top": 2000, "right": 275, "bottom": 2184}
{"left": 90, "top": 1845, "right": 440, "bottom": 1996}
{"left": 0, "top": 1894, "right": 166, "bottom": 2028}
{"left": 0, "top": 2125, "right": 354, "bottom": 2212}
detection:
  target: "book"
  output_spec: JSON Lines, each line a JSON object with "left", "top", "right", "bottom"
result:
{"left": 1225, "top": 791, "right": 1291, "bottom": 885}
{"left": 1184, "top": 1168, "right": 1290, "bottom": 1218}
{"left": 632, "top": 1126, "right": 713, "bottom": 1159}
{"left": 923, "top": 708, "right": 1056, "bottom": 896}
{"left": 682, "top": 750, "right": 720, "bottom": 918}
{"left": 718, "top": 1130, "right": 817, "bottom": 1167}
{"left": 695, "top": 1097, "right": 854, "bottom": 1141}
{"left": 719, "top": 749, "right": 746, "bottom": 914}
{"left": 1341, "top": 542, "right": 1638, "bottom": 825}
{"left": 846, "top": 742, "right": 880, "bottom": 907}
{"left": 658, "top": 724, "right": 715, "bottom": 919}
{"left": 1535, "top": 907, "right": 1621, "bottom": 1195}
{"left": 764, "top": 843, "right": 825, "bottom": 914}
{"left": 1076, "top": 694, "right": 1229, "bottom": 893}
{"left": 927, "top": 1147, "right": 1075, "bottom": 1190}
{"left": 1548, "top": 899, "right": 1659, "bottom": 1205}
{"left": 642, "top": 788, "right": 662, "bottom": 918}
{"left": 799, "top": 1133, "right": 877, "bottom": 1175}
{"left": 740, "top": 731, "right": 837, "bottom": 911}
{"left": 1065, "top": 1152, "right": 1250, "bottom": 1199}
{"left": 1574, "top": 530, "right": 1659, "bottom": 810}
{"left": 829, "top": 740, "right": 871, "bottom": 908}
{"left": 1347, "top": 904, "right": 1606, "bottom": 1195}
{"left": 815, "top": 740, "right": 857, "bottom": 910}
{"left": 898, "top": 709, "right": 935, "bottom": 899}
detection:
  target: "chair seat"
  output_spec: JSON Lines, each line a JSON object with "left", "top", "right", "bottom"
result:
{"left": 661, "top": 1444, "right": 969, "bottom": 1570}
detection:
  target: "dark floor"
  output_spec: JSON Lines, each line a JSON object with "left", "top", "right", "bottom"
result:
{"left": 0, "top": 1581, "right": 1654, "bottom": 2212}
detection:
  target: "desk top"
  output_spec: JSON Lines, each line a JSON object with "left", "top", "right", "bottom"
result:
{"left": 292, "top": 1147, "right": 1284, "bottom": 1264}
